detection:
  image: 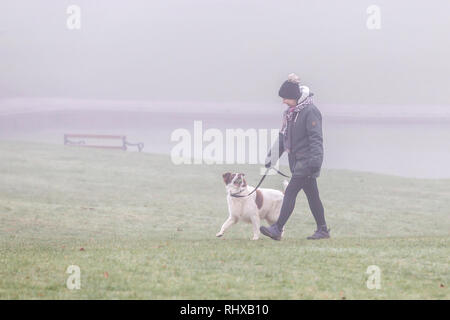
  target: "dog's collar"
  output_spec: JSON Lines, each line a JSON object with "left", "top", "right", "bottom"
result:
{"left": 229, "top": 188, "right": 246, "bottom": 197}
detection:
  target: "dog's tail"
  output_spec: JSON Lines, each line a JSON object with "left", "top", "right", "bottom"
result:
{"left": 282, "top": 180, "right": 289, "bottom": 194}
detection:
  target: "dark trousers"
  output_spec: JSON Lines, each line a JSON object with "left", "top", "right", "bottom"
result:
{"left": 276, "top": 176, "right": 326, "bottom": 229}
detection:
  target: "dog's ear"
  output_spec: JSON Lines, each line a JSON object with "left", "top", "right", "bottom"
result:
{"left": 222, "top": 172, "right": 232, "bottom": 185}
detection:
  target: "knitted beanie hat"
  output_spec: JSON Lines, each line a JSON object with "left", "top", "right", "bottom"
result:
{"left": 278, "top": 73, "right": 301, "bottom": 100}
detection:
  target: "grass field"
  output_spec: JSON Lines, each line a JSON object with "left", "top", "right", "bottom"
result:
{"left": 0, "top": 140, "right": 448, "bottom": 299}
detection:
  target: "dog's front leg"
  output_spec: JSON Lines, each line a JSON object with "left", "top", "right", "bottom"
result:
{"left": 216, "top": 217, "right": 236, "bottom": 238}
{"left": 250, "top": 214, "right": 261, "bottom": 240}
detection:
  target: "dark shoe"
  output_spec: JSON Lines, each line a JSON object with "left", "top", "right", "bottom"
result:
{"left": 307, "top": 226, "right": 330, "bottom": 240}
{"left": 260, "top": 224, "right": 282, "bottom": 241}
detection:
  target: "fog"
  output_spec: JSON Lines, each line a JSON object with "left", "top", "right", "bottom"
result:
{"left": 1, "top": 0, "right": 449, "bottom": 178}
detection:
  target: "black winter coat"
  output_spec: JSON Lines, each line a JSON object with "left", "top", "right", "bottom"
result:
{"left": 269, "top": 103, "right": 324, "bottom": 178}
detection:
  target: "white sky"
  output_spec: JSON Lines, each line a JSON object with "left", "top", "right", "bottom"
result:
{"left": 1, "top": 0, "right": 449, "bottom": 106}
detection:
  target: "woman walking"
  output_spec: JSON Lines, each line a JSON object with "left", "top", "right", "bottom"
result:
{"left": 260, "top": 73, "right": 330, "bottom": 240}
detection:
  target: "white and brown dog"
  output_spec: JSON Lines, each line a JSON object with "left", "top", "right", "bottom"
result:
{"left": 217, "top": 172, "right": 287, "bottom": 240}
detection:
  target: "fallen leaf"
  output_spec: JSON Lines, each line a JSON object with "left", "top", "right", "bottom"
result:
{"left": 104, "top": 272, "right": 109, "bottom": 279}
{"left": 79, "top": 247, "right": 85, "bottom": 251}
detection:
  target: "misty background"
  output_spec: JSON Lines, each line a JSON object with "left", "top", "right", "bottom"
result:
{"left": 0, "top": 0, "right": 449, "bottom": 178}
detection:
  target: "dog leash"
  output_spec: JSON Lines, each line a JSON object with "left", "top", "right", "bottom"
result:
{"left": 230, "top": 167, "right": 291, "bottom": 198}
{"left": 271, "top": 167, "right": 291, "bottom": 178}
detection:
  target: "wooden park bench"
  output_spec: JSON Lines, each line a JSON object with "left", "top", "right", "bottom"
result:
{"left": 64, "top": 134, "right": 144, "bottom": 152}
